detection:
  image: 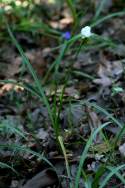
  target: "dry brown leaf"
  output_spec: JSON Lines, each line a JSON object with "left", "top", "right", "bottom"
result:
{"left": 85, "top": 106, "right": 102, "bottom": 143}
{"left": 0, "top": 83, "right": 24, "bottom": 96}
{"left": 21, "top": 168, "right": 59, "bottom": 188}
{"left": 119, "top": 143, "right": 125, "bottom": 157}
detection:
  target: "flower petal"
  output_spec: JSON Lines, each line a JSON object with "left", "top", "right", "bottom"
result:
{"left": 81, "top": 26, "right": 92, "bottom": 38}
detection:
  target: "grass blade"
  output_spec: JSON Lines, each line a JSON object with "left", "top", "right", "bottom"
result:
{"left": 43, "top": 41, "right": 68, "bottom": 83}
{"left": 74, "top": 121, "right": 110, "bottom": 188}
{"left": 114, "top": 124, "right": 125, "bottom": 147}
{"left": 0, "top": 162, "right": 18, "bottom": 174}
{"left": 0, "top": 120, "right": 26, "bottom": 139}
{"left": 66, "top": 0, "right": 77, "bottom": 29}
{"left": 58, "top": 136, "right": 73, "bottom": 188}
{"left": 100, "top": 164, "right": 125, "bottom": 188}
{"left": 86, "top": 102, "right": 123, "bottom": 128}
{"left": 91, "top": 10, "right": 125, "bottom": 27}
{"left": 107, "top": 166, "right": 125, "bottom": 185}
{"left": 0, "top": 144, "right": 54, "bottom": 169}
{"left": 72, "top": 70, "right": 95, "bottom": 80}
{"left": 5, "top": 20, "right": 54, "bottom": 127}
{"left": 94, "top": 0, "right": 108, "bottom": 20}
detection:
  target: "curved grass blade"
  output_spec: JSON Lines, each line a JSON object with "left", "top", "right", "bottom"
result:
{"left": 18, "top": 21, "right": 61, "bottom": 39}
{"left": 100, "top": 164, "right": 125, "bottom": 188}
{"left": 74, "top": 121, "right": 111, "bottom": 188}
{"left": 43, "top": 41, "right": 68, "bottom": 83}
{"left": 92, "top": 164, "right": 106, "bottom": 188}
{"left": 85, "top": 102, "right": 123, "bottom": 128}
{"left": 0, "top": 144, "right": 54, "bottom": 169}
{"left": 84, "top": 101, "right": 125, "bottom": 149}
{"left": 0, "top": 162, "right": 18, "bottom": 175}
{"left": 94, "top": 0, "right": 108, "bottom": 21}
{"left": 58, "top": 136, "right": 73, "bottom": 188}
{"left": 72, "top": 70, "right": 95, "bottom": 80}
{"left": 114, "top": 123, "right": 125, "bottom": 147}
{"left": 91, "top": 10, "right": 125, "bottom": 27}
{"left": 66, "top": 0, "right": 77, "bottom": 29}
{"left": 0, "top": 120, "right": 26, "bottom": 139}
{"left": 43, "top": 34, "right": 81, "bottom": 83}
{"left": 5, "top": 20, "right": 54, "bottom": 127}
{"left": 106, "top": 166, "right": 125, "bottom": 186}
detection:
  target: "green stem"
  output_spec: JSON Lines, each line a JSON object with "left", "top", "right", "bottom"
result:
{"left": 66, "top": 0, "right": 77, "bottom": 29}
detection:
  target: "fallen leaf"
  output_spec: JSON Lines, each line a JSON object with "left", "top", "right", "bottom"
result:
{"left": 85, "top": 106, "right": 102, "bottom": 143}
{"left": 36, "top": 128, "right": 48, "bottom": 140}
{"left": 21, "top": 168, "right": 59, "bottom": 188}
{"left": 119, "top": 143, "right": 125, "bottom": 157}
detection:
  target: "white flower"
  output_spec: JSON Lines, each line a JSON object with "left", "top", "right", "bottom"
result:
{"left": 81, "top": 26, "right": 92, "bottom": 38}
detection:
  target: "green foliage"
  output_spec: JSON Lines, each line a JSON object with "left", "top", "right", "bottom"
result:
{"left": 0, "top": 1, "right": 125, "bottom": 187}
{"left": 0, "top": 119, "right": 26, "bottom": 139}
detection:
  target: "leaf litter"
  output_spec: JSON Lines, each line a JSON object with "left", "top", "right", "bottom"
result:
{"left": 1, "top": 1, "right": 125, "bottom": 188}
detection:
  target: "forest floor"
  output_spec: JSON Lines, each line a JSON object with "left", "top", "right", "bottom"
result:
{"left": 0, "top": 0, "right": 125, "bottom": 187}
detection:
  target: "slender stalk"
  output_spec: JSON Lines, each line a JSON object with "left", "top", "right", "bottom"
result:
{"left": 66, "top": 0, "right": 77, "bottom": 29}
{"left": 58, "top": 136, "right": 73, "bottom": 188}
